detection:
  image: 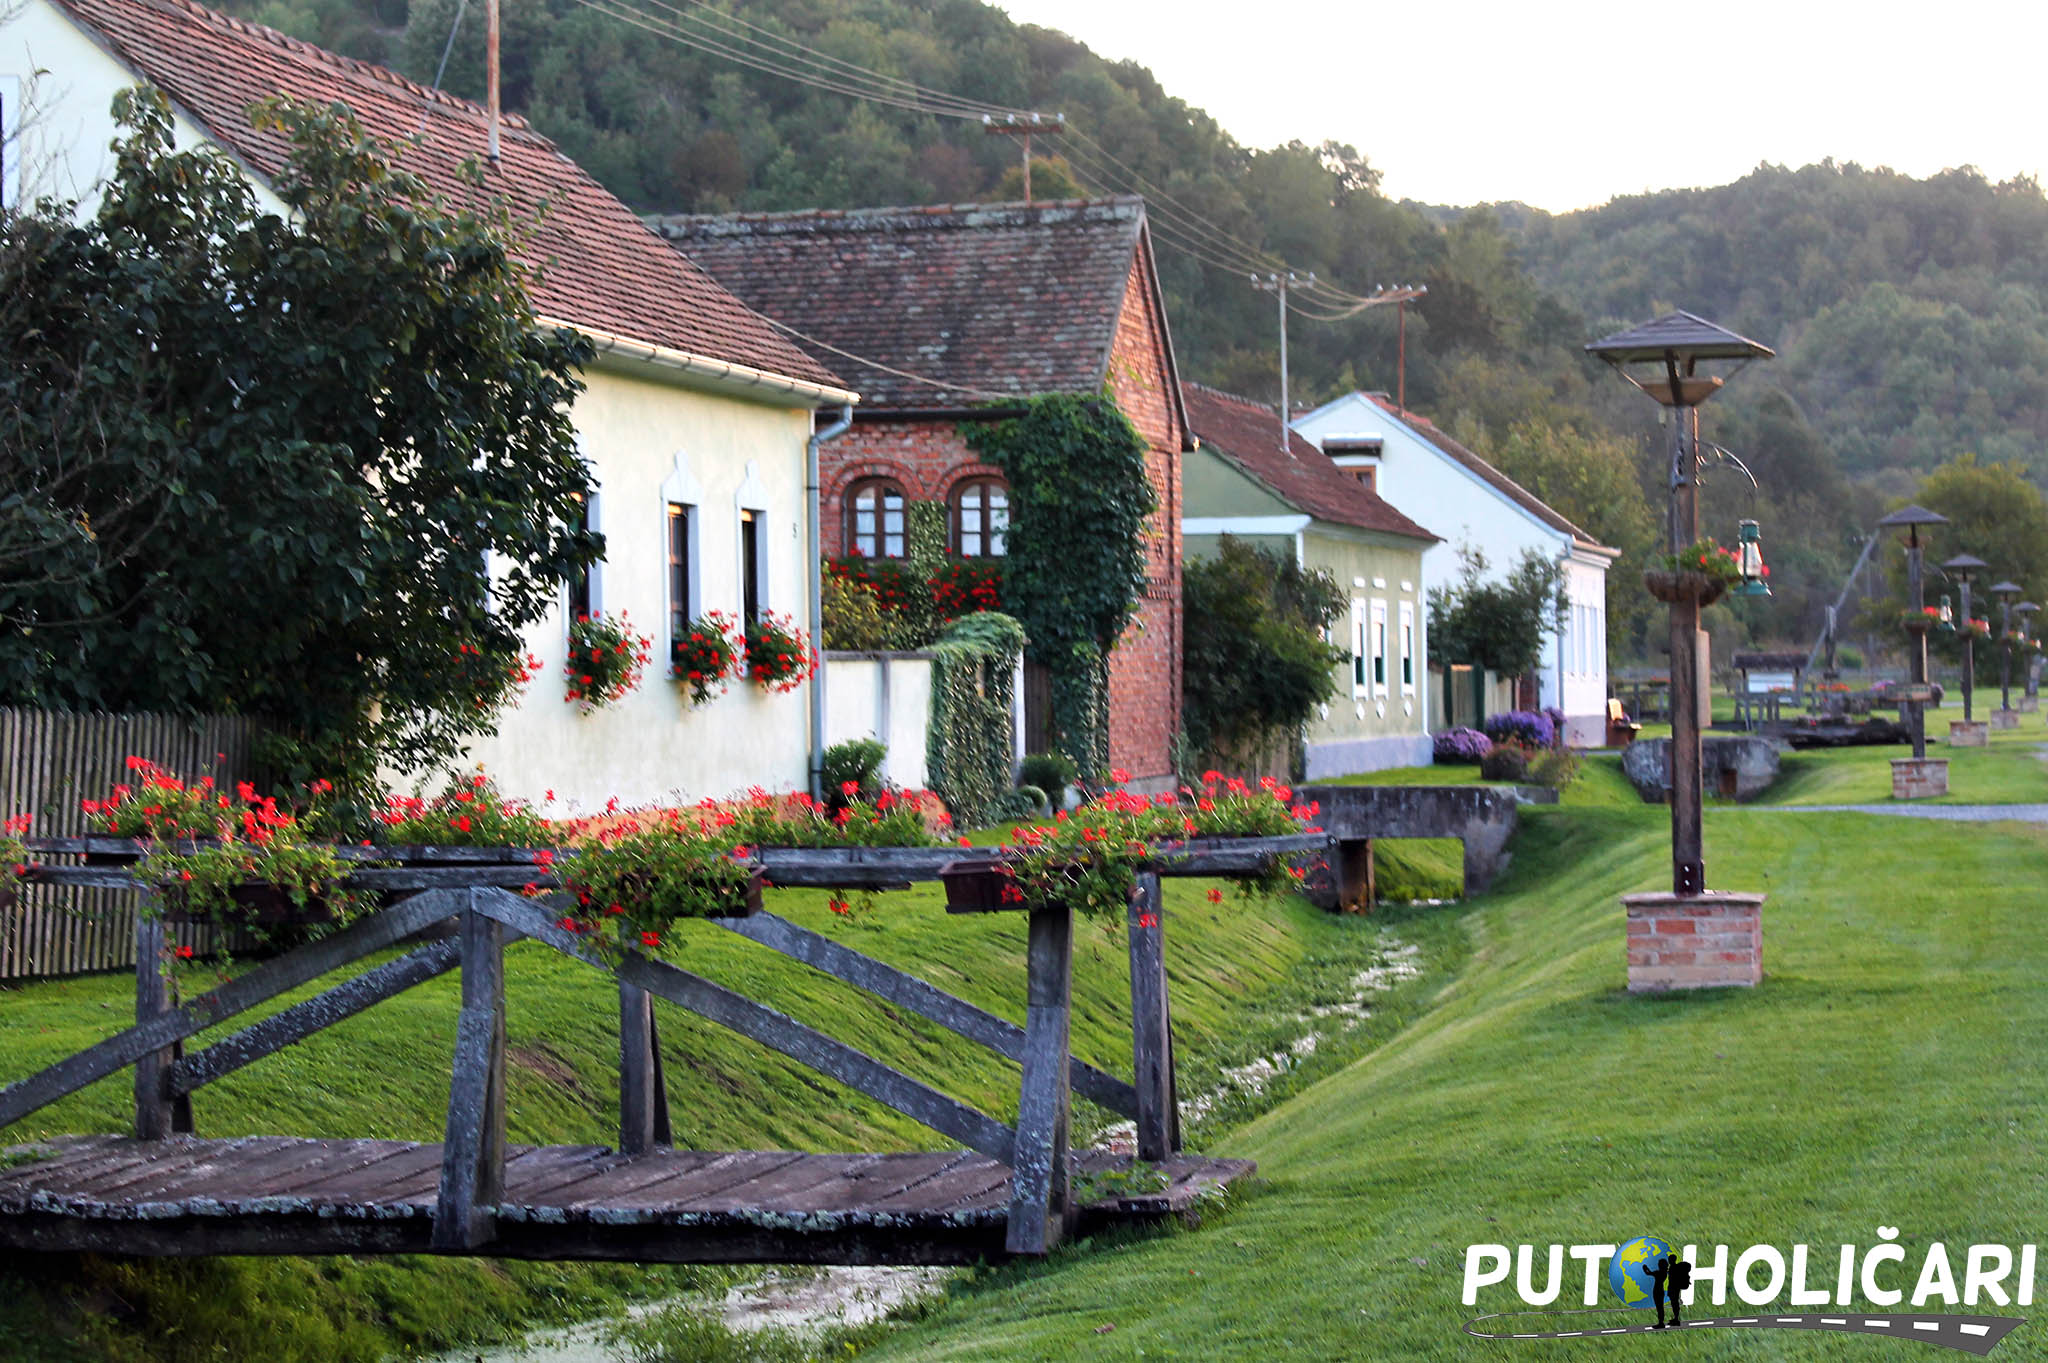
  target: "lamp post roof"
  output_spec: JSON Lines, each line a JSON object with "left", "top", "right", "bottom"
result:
{"left": 1943, "top": 553, "right": 1990, "bottom": 576}
{"left": 2018, "top": 601, "right": 2041, "bottom": 613}
{"left": 1878, "top": 504, "right": 1950, "bottom": 529}
{"left": 1992, "top": 580, "right": 2025, "bottom": 595}
{"left": 1584, "top": 310, "right": 1776, "bottom": 364}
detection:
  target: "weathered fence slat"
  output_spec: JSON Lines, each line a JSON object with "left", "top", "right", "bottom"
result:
{"left": 1, "top": 709, "right": 268, "bottom": 979}
{"left": 0, "top": 890, "right": 463, "bottom": 1132}
{"left": 618, "top": 980, "right": 665, "bottom": 1157}
{"left": 132, "top": 917, "right": 192, "bottom": 1140}
{"left": 433, "top": 899, "right": 506, "bottom": 1251}
{"left": 169, "top": 938, "right": 464, "bottom": 1097}
{"left": 1125, "top": 872, "right": 1177, "bottom": 1162}
{"left": 715, "top": 912, "right": 1138, "bottom": 1119}
{"left": 470, "top": 891, "right": 1018, "bottom": 1165}
{"left": 1005, "top": 903, "right": 1074, "bottom": 1255}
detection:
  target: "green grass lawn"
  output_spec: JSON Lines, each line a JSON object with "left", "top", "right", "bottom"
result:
{"left": 1760, "top": 715, "right": 2048, "bottom": 805}
{"left": 0, "top": 870, "right": 1447, "bottom": 1363}
{"left": 852, "top": 801, "right": 2048, "bottom": 1361}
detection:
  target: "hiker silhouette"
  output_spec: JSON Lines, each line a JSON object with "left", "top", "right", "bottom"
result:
{"left": 1646, "top": 1255, "right": 1692, "bottom": 1328}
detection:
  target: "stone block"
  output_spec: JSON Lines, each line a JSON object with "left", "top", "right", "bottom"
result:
{"left": 1622, "top": 891, "right": 1764, "bottom": 992}
{"left": 1948, "top": 721, "right": 1989, "bottom": 748}
{"left": 1891, "top": 757, "right": 1949, "bottom": 800}
{"left": 1992, "top": 709, "right": 2021, "bottom": 730}
{"left": 1622, "top": 735, "right": 1784, "bottom": 803}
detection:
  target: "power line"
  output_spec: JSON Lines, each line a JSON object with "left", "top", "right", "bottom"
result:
{"left": 568, "top": 0, "right": 1410, "bottom": 320}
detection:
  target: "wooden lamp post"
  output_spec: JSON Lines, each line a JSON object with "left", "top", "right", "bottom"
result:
{"left": 1944, "top": 553, "right": 1989, "bottom": 746}
{"left": 1880, "top": 505, "right": 1950, "bottom": 796}
{"left": 1586, "top": 312, "right": 1773, "bottom": 991}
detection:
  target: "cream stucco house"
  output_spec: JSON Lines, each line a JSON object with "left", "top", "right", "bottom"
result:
{"left": 1292, "top": 392, "right": 1618, "bottom": 747}
{"left": 1180, "top": 384, "right": 1439, "bottom": 777}
{"left": 3, "top": 0, "right": 863, "bottom": 809}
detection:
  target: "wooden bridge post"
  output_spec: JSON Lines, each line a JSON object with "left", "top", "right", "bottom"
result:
{"left": 433, "top": 892, "right": 507, "bottom": 1251}
{"left": 618, "top": 979, "right": 672, "bottom": 1156}
{"left": 132, "top": 916, "right": 193, "bottom": 1139}
{"left": 1126, "top": 872, "right": 1179, "bottom": 1161}
{"left": 1005, "top": 901, "right": 1074, "bottom": 1255}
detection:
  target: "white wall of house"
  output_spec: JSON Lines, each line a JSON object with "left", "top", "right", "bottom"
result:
{"left": 454, "top": 363, "right": 819, "bottom": 812}
{"left": 823, "top": 653, "right": 932, "bottom": 790}
{"left": 1295, "top": 394, "right": 1614, "bottom": 745}
{"left": 1, "top": 0, "right": 286, "bottom": 214}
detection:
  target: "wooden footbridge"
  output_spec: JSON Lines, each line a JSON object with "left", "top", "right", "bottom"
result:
{"left": 0, "top": 837, "right": 1319, "bottom": 1264}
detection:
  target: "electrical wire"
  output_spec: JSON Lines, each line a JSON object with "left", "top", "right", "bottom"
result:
{"left": 564, "top": 0, "right": 1410, "bottom": 315}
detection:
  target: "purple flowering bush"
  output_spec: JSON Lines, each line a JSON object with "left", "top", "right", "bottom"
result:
{"left": 1483, "top": 710, "right": 1556, "bottom": 750}
{"left": 1541, "top": 707, "right": 1568, "bottom": 748}
{"left": 1433, "top": 727, "right": 1493, "bottom": 763}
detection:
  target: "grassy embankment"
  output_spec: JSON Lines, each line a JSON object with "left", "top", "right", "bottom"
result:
{"left": 0, "top": 835, "right": 1455, "bottom": 1363}
{"left": 850, "top": 758, "right": 2048, "bottom": 1360}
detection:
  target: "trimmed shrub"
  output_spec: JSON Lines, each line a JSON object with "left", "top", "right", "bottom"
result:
{"left": 1483, "top": 710, "right": 1556, "bottom": 750}
{"left": 821, "top": 738, "right": 887, "bottom": 803}
{"left": 1525, "top": 746, "right": 1581, "bottom": 790}
{"left": 1479, "top": 742, "right": 1531, "bottom": 782}
{"left": 1433, "top": 727, "right": 1492, "bottom": 764}
{"left": 1019, "top": 751, "right": 1077, "bottom": 795}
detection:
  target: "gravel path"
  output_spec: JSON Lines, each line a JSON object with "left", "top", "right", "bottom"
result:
{"left": 1776, "top": 803, "right": 2048, "bottom": 821}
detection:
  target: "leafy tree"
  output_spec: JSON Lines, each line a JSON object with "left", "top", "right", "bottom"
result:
{"left": 1483, "top": 418, "right": 1658, "bottom": 661}
{"left": 0, "top": 89, "right": 600, "bottom": 779}
{"left": 1181, "top": 536, "right": 1346, "bottom": 763}
{"left": 1427, "top": 547, "right": 1568, "bottom": 680}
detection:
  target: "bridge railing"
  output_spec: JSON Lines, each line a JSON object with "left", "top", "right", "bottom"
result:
{"left": 0, "top": 834, "right": 1327, "bottom": 1256}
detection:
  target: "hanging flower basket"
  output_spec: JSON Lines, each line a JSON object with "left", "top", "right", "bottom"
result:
{"left": 1642, "top": 570, "right": 1728, "bottom": 607}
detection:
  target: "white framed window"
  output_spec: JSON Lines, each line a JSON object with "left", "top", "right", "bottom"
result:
{"left": 1350, "top": 597, "right": 1368, "bottom": 696}
{"left": 661, "top": 452, "right": 704, "bottom": 650}
{"left": 566, "top": 488, "right": 603, "bottom": 623}
{"left": 1370, "top": 598, "right": 1388, "bottom": 698}
{"left": 1399, "top": 600, "right": 1416, "bottom": 695}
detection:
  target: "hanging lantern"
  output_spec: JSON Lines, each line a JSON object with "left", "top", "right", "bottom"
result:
{"left": 1938, "top": 594, "right": 1956, "bottom": 632}
{"left": 1733, "top": 519, "right": 1771, "bottom": 597}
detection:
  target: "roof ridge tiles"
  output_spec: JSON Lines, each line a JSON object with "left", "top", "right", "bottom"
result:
{"left": 651, "top": 196, "right": 1143, "bottom": 236}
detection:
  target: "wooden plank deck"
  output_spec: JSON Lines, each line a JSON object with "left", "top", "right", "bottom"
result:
{"left": 0, "top": 1137, "right": 1253, "bottom": 1265}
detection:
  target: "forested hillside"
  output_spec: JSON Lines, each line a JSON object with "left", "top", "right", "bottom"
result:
{"left": 205, "top": 0, "right": 2048, "bottom": 657}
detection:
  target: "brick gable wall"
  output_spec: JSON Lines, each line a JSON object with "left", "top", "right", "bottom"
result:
{"left": 818, "top": 245, "right": 1185, "bottom": 786}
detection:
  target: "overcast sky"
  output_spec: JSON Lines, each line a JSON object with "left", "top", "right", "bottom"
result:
{"left": 996, "top": 0, "right": 2048, "bottom": 212}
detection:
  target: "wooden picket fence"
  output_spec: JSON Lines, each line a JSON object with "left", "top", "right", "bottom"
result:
{"left": 0, "top": 709, "right": 270, "bottom": 979}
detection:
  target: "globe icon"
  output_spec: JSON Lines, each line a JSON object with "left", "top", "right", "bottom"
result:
{"left": 1609, "top": 1235, "right": 1673, "bottom": 1308}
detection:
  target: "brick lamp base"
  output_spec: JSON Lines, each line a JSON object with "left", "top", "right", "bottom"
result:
{"left": 1891, "top": 757, "right": 1949, "bottom": 799}
{"left": 1948, "top": 721, "right": 1989, "bottom": 747}
{"left": 1992, "top": 709, "right": 2021, "bottom": 730}
{"left": 1624, "top": 891, "right": 1764, "bottom": 992}
{"left": 2020, "top": 697, "right": 2039, "bottom": 713}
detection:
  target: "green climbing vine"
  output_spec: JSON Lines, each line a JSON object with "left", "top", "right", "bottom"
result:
{"left": 926, "top": 611, "right": 1027, "bottom": 828}
{"left": 967, "top": 394, "right": 1153, "bottom": 777}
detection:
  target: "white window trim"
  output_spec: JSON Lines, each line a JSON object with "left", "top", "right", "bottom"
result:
{"left": 661, "top": 452, "right": 705, "bottom": 632}
{"left": 1399, "top": 600, "right": 1417, "bottom": 697}
{"left": 1369, "top": 598, "right": 1388, "bottom": 700}
{"left": 735, "top": 460, "right": 769, "bottom": 618}
{"left": 1350, "top": 597, "right": 1368, "bottom": 698}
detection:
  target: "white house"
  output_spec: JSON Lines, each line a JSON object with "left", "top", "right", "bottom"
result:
{"left": 3, "top": 0, "right": 868, "bottom": 810}
{"left": 1292, "top": 392, "right": 1618, "bottom": 747}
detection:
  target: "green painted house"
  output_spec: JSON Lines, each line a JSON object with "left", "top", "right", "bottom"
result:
{"left": 1180, "top": 383, "right": 1439, "bottom": 776}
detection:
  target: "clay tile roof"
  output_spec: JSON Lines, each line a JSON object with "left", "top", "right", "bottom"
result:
{"left": 50, "top": 0, "right": 843, "bottom": 393}
{"left": 1183, "top": 383, "right": 1435, "bottom": 543}
{"left": 1361, "top": 394, "right": 1615, "bottom": 555}
{"left": 649, "top": 199, "right": 1149, "bottom": 411}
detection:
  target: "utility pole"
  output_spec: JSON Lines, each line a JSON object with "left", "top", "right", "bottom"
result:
{"left": 485, "top": 0, "right": 501, "bottom": 167}
{"left": 1252, "top": 271, "right": 1313, "bottom": 451}
{"left": 983, "top": 112, "right": 1064, "bottom": 204}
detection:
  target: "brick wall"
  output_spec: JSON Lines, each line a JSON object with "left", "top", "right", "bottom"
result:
{"left": 1624, "top": 891, "right": 1764, "bottom": 991}
{"left": 1890, "top": 757, "right": 1949, "bottom": 799}
{"left": 817, "top": 242, "right": 1187, "bottom": 785}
